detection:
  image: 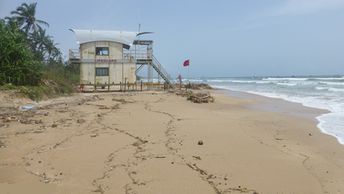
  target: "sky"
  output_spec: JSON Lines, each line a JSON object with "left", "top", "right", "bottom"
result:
{"left": 1, "top": 0, "right": 344, "bottom": 77}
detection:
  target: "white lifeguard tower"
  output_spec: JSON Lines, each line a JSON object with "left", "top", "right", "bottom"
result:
{"left": 69, "top": 29, "right": 172, "bottom": 92}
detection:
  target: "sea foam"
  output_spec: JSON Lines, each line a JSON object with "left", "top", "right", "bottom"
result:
{"left": 206, "top": 76, "right": 344, "bottom": 145}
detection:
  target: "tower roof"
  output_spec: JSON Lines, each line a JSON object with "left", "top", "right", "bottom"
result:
{"left": 70, "top": 29, "right": 138, "bottom": 47}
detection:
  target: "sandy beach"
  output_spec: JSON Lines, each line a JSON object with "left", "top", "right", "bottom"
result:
{"left": 1, "top": 90, "right": 344, "bottom": 194}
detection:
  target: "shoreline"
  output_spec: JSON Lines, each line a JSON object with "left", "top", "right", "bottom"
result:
{"left": 1, "top": 90, "right": 344, "bottom": 193}
{"left": 214, "top": 87, "right": 343, "bottom": 145}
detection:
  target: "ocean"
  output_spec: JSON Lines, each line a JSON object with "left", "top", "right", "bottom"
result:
{"left": 188, "top": 76, "right": 344, "bottom": 145}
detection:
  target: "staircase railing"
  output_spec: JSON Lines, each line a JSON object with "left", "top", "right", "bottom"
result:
{"left": 69, "top": 49, "right": 80, "bottom": 59}
{"left": 151, "top": 55, "right": 173, "bottom": 86}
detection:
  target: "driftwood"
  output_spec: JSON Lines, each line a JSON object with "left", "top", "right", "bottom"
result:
{"left": 175, "top": 89, "right": 215, "bottom": 103}
{"left": 187, "top": 91, "right": 215, "bottom": 103}
{"left": 175, "top": 90, "right": 192, "bottom": 97}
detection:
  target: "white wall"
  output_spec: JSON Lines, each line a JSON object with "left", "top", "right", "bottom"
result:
{"left": 79, "top": 41, "right": 136, "bottom": 85}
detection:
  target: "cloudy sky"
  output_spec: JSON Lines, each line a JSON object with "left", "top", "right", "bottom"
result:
{"left": 1, "top": 0, "right": 344, "bottom": 77}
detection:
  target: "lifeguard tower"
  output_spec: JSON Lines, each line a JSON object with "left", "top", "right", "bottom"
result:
{"left": 68, "top": 29, "right": 173, "bottom": 92}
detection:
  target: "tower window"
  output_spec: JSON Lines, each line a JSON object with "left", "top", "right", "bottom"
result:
{"left": 95, "top": 67, "right": 109, "bottom": 76}
{"left": 95, "top": 47, "right": 109, "bottom": 56}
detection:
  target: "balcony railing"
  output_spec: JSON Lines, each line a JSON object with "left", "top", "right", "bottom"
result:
{"left": 69, "top": 49, "right": 80, "bottom": 59}
{"left": 69, "top": 49, "right": 151, "bottom": 62}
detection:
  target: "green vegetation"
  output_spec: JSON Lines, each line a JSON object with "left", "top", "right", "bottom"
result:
{"left": 0, "top": 20, "right": 42, "bottom": 85}
{"left": 0, "top": 2, "right": 79, "bottom": 100}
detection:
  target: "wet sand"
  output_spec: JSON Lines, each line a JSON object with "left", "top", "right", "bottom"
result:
{"left": 1, "top": 90, "right": 344, "bottom": 194}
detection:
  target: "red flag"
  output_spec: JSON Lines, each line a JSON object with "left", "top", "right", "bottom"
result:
{"left": 183, "top": 59, "right": 190, "bottom": 67}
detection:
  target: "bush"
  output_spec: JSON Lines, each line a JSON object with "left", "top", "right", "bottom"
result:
{"left": 17, "top": 83, "right": 76, "bottom": 101}
{"left": 18, "top": 86, "right": 43, "bottom": 100}
{"left": 0, "top": 20, "right": 42, "bottom": 86}
{"left": 0, "top": 83, "right": 16, "bottom": 90}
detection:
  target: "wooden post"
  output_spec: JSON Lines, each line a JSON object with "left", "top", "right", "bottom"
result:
{"left": 140, "top": 81, "right": 143, "bottom": 91}
{"left": 80, "top": 84, "right": 84, "bottom": 92}
{"left": 124, "top": 78, "right": 127, "bottom": 92}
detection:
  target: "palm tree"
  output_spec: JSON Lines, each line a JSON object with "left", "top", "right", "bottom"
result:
{"left": 44, "top": 37, "right": 61, "bottom": 62}
{"left": 7, "top": 2, "right": 62, "bottom": 64}
{"left": 27, "top": 27, "right": 49, "bottom": 60}
{"left": 4, "top": 16, "right": 19, "bottom": 27}
{"left": 30, "top": 28, "right": 49, "bottom": 52}
{"left": 51, "top": 47, "right": 63, "bottom": 63}
{"left": 10, "top": 2, "right": 49, "bottom": 34}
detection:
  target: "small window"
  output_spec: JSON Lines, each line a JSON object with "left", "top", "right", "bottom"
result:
{"left": 95, "top": 47, "right": 109, "bottom": 56}
{"left": 96, "top": 67, "right": 109, "bottom": 76}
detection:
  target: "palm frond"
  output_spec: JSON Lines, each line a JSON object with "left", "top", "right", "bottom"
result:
{"left": 10, "top": 10, "right": 22, "bottom": 15}
{"left": 36, "top": 19, "right": 49, "bottom": 27}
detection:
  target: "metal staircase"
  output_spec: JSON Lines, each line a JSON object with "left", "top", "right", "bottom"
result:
{"left": 68, "top": 49, "right": 81, "bottom": 64}
{"left": 151, "top": 55, "right": 173, "bottom": 86}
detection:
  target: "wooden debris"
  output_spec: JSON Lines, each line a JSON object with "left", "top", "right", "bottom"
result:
{"left": 112, "top": 98, "right": 134, "bottom": 104}
{"left": 175, "top": 90, "right": 215, "bottom": 103}
{"left": 77, "top": 119, "right": 85, "bottom": 124}
{"left": 4, "top": 116, "right": 17, "bottom": 122}
{"left": 111, "top": 104, "right": 120, "bottom": 109}
{"left": 193, "top": 155, "right": 202, "bottom": 160}
{"left": 98, "top": 105, "right": 110, "bottom": 109}
{"left": 175, "top": 90, "right": 192, "bottom": 97}
{"left": 187, "top": 92, "right": 215, "bottom": 103}
{"left": 90, "top": 134, "right": 98, "bottom": 138}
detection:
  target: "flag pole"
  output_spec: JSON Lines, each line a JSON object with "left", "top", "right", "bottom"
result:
{"left": 188, "top": 64, "right": 190, "bottom": 85}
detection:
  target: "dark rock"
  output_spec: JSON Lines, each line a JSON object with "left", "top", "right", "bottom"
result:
{"left": 35, "top": 120, "right": 43, "bottom": 124}
{"left": 193, "top": 156, "right": 201, "bottom": 160}
{"left": 90, "top": 134, "right": 98, "bottom": 138}
{"left": 77, "top": 119, "right": 85, "bottom": 124}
